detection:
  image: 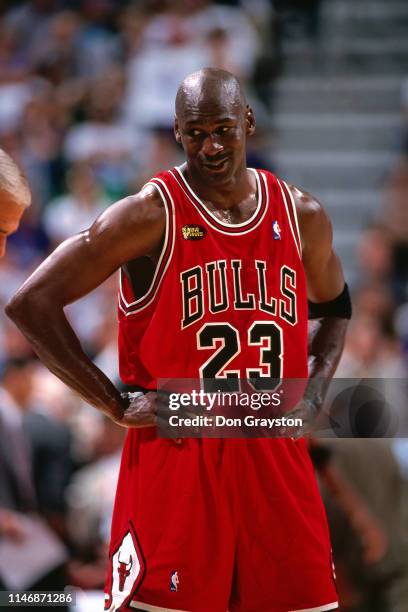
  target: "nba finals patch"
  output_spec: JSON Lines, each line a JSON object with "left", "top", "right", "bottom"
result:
{"left": 182, "top": 225, "right": 207, "bottom": 240}
{"left": 272, "top": 220, "right": 281, "bottom": 240}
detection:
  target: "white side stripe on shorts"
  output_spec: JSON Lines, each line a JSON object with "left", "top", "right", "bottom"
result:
{"left": 290, "top": 601, "right": 338, "bottom": 612}
{"left": 129, "top": 601, "right": 338, "bottom": 612}
{"left": 130, "top": 601, "right": 189, "bottom": 612}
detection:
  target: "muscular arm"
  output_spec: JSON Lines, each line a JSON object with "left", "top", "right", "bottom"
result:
{"left": 6, "top": 186, "right": 165, "bottom": 425}
{"left": 289, "top": 185, "right": 349, "bottom": 429}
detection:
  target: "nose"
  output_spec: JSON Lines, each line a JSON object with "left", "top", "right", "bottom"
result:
{"left": 0, "top": 236, "right": 6, "bottom": 258}
{"left": 202, "top": 135, "right": 223, "bottom": 157}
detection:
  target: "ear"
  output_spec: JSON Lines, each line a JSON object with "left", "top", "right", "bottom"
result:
{"left": 245, "top": 105, "right": 256, "bottom": 137}
{"left": 174, "top": 116, "right": 182, "bottom": 144}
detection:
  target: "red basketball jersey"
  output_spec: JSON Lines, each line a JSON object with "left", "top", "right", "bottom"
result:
{"left": 118, "top": 166, "right": 307, "bottom": 391}
{"left": 107, "top": 169, "right": 339, "bottom": 611}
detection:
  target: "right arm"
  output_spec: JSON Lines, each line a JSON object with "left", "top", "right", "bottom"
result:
{"left": 6, "top": 186, "right": 165, "bottom": 427}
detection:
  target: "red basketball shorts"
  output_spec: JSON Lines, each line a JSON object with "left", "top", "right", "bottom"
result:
{"left": 104, "top": 431, "right": 338, "bottom": 612}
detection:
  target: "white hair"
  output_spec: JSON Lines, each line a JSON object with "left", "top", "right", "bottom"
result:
{"left": 0, "top": 148, "right": 31, "bottom": 208}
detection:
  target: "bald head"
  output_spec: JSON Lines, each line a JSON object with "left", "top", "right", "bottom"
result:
{"left": 174, "top": 68, "right": 255, "bottom": 185}
{"left": 175, "top": 68, "right": 246, "bottom": 118}
{"left": 0, "top": 149, "right": 31, "bottom": 257}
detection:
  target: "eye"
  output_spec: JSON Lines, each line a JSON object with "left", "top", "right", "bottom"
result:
{"left": 218, "top": 126, "right": 231, "bottom": 135}
{"left": 189, "top": 129, "right": 202, "bottom": 138}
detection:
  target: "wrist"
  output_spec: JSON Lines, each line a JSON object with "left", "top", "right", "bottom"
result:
{"left": 303, "top": 395, "right": 321, "bottom": 418}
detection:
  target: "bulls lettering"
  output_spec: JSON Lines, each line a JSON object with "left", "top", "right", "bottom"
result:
{"left": 255, "top": 260, "right": 277, "bottom": 315}
{"left": 206, "top": 260, "right": 228, "bottom": 313}
{"left": 181, "top": 266, "right": 204, "bottom": 328}
{"left": 232, "top": 259, "right": 255, "bottom": 309}
{"left": 181, "top": 260, "right": 298, "bottom": 329}
{"left": 280, "top": 266, "right": 297, "bottom": 325}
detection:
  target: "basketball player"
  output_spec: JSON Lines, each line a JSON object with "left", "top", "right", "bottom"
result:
{"left": 0, "top": 148, "right": 31, "bottom": 258}
{"left": 6, "top": 68, "right": 351, "bottom": 611}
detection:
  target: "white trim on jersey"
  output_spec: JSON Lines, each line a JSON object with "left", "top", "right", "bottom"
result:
{"left": 174, "top": 165, "right": 262, "bottom": 229}
{"left": 118, "top": 178, "right": 176, "bottom": 316}
{"left": 129, "top": 601, "right": 189, "bottom": 612}
{"left": 290, "top": 601, "right": 339, "bottom": 612}
{"left": 276, "top": 178, "right": 302, "bottom": 260}
{"left": 171, "top": 166, "right": 269, "bottom": 236}
{"left": 282, "top": 179, "right": 302, "bottom": 257}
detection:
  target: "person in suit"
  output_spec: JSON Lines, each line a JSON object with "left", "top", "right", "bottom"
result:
{"left": 0, "top": 357, "right": 69, "bottom": 608}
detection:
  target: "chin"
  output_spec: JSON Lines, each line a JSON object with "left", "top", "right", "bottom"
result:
{"left": 204, "top": 170, "right": 233, "bottom": 184}
{"left": 200, "top": 163, "right": 236, "bottom": 184}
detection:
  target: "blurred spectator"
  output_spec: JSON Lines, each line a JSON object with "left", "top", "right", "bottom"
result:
{"left": 75, "top": 0, "right": 121, "bottom": 78}
{"left": 0, "top": 319, "right": 33, "bottom": 372}
{"left": 352, "top": 282, "right": 395, "bottom": 328}
{"left": 44, "top": 163, "right": 110, "bottom": 245}
{"left": 336, "top": 314, "right": 406, "bottom": 379}
{"left": 66, "top": 417, "right": 124, "bottom": 557}
{"left": 6, "top": 210, "right": 50, "bottom": 270}
{"left": 118, "top": 3, "right": 151, "bottom": 61}
{"left": 93, "top": 308, "right": 120, "bottom": 383}
{"left": 0, "top": 356, "right": 69, "bottom": 606}
{"left": 0, "top": 257, "right": 27, "bottom": 308}
{"left": 63, "top": 67, "right": 139, "bottom": 197}
{"left": 124, "top": 35, "right": 207, "bottom": 129}
{"left": 66, "top": 417, "right": 124, "bottom": 590}
{"left": 123, "top": 0, "right": 260, "bottom": 128}
{"left": 9, "top": 82, "right": 67, "bottom": 208}
{"left": 357, "top": 224, "right": 393, "bottom": 285}
{"left": 185, "top": 0, "right": 260, "bottom": 78}
{"left": 29, "top": 10, "right": 82, "bottom": 85}
{"left": 129, "top": 126, "right": 183, "bottom": 191}
{"left": 4, "top": 1, "right": 58, "bottom": 59}
{"left": 323, "top": 439, "right": 408, "bottom": 612}
{"left": 2, "top": 357, "right": 73, "bottom": 523}
{"left": 383, "top": 154, "right": 408, "bottom": 305}
{"left": 0, "top": 359, "right": 37, "bottom": 514}
{"left": 0, "top": 35, "right": 32, "bottom": 134}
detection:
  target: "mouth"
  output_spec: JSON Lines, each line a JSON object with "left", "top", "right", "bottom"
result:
{"left": 201, "top": 157, "right": 230, "bottom": 173}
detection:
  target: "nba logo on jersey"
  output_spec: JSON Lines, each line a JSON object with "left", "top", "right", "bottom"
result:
{"left": 170, "top": 571, "right": 179, "bottom": 592}
{"left": 272, "top": 220, "right": 281, "bottom": 240}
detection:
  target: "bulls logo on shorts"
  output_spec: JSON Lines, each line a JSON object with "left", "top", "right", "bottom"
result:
{"left": 104, "top": 524, "right": 146, "bottom": 611}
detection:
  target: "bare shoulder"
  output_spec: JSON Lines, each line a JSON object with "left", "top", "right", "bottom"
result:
{"left": 286, "top": 184, "right": 344, "bottom": 299}
{"left": 286, "top": 184, "right": 332, "bottom": 251}
{"left": 127, "top": 182, "right": 166, "bottom": 218}
{"left": 98, "top": 182, "right": 165, "bottom": 230}
{"left": 88, "top": 182, "right": 166, "bottom": 260}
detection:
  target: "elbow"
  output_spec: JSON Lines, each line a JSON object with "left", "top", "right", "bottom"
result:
{"left": 5, "top": 289, "right": 36, "bottom": 326}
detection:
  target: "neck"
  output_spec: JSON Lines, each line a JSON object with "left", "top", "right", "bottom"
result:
{"left": 183, "top": 161, "right": 254, "bottom": 209}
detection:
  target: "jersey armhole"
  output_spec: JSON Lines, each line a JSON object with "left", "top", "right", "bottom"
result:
{"left": 118, "top": 179, "right": 176, "bottom": 316}
{"left": 276, "top": 178, "right": 302, "bottom": 259}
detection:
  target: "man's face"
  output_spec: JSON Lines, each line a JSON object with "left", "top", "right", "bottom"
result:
{"left": 0, "top": 192, "right": 25, "bottom": 257}
{"left": 175, "top": 99, "right": 254, "bottom": 185}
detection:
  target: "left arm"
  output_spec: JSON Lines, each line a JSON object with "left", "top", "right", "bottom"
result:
{"left": 288, "top": 185, "right": 351, "bottom": 433}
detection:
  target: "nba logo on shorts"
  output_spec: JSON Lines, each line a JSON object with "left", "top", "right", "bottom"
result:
{"left": 170, "top": 570, "right": 179, "bottom": 592}
{"left": 272, "top": 220, "right": 281, "bottom": 240}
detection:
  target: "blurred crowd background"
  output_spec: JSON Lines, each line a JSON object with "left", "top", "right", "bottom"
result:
{"left": 0, "top": 0, "right": 407, "bottom": 610}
